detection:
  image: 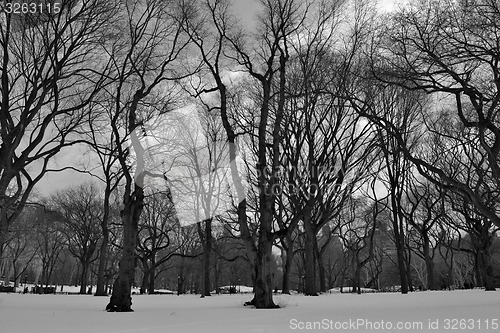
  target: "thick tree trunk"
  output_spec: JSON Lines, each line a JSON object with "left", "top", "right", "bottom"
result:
{"left": 405, "top": 250, "right": 414, "bottom": 292}
{"left": 340, "top": 263, "right": 347, "bottom": 292}
{"left": 423, "top": 236, "right": 436, "bottom": 290}
{"left": 395, "top": 244, "right": 409, "bottom": 294}
{"left": 304, "top": 218, "right": 318, "bottom": 296}
{"left": 279, "top": 247, "right": 288, "bottom": 293}
{"left": 13, "top": 263, "right": 18, "bottom": 288}
{"left": 391, "top": 202, "right": 409, "bottom": 294}
{"left": 315, "top": 240, "right": 326, "bottom": 293}
{"left": 79, "top": 263, "right": 88, "bottom": 294}
{"left": 199, "top": 218, "right": 212, "bottom": 297}
{"left": 0, "top": 218, "right": 7, "bottom": 260}
{"left": 473, "top": 255, "right": 482, "bottom": 288}
{"left": 96, "top": 189, "right": 111, "bottom": 296}
{"left": 106, "top": 186, "right": 144, "bottom": 312}
{"left": 280, "top": 239, "right": 294, "bottom": 294}
{"left": 41, "top": 263, "right": 50, "bottom": 290}
{"left": 244, "top": 208, "right": 278, "bottom": 308}
{"left": 355, "top": 265, "right": 362, "bottom": 294}
{"left": 95, "top": 235, "right": 109, "bottom": 295}
{"left": 477, "top": 249, "right": 496, "bottom": 291}
{"left": 140, "top": 268, "right": 147, "bottom": 295}
{"left": 148, "top": 265, "right": 155, "bottom": 294}
{"left": 139, "top": 258, "right": 149, "bottom": 294}
{"left": 250, "top": 236, "right": 277, "bottom": 308}
{"left": 0, "top": 180, "right": 18, "bottom": 260}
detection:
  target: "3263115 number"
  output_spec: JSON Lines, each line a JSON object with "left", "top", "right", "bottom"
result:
{"left": 2, "top": 1, "right": 61, "bottom": 15}
{"left": 443, "top": 318, "right": 499, "bottom": 330}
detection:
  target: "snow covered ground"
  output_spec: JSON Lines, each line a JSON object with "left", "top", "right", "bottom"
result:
{"left": 0, "top": 290, "right": 499, "bottom": 332}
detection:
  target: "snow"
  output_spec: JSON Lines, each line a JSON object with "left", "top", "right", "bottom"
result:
{"left": 0, "top": 290, "right": 498, "bottom": 332}
{"left": 328, "top": 287, "right": 378, "bottom": 293}
{"left": 213, "top": 285, "right": 254, "bottom": 294}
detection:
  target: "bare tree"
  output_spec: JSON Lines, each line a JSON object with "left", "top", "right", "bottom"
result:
{"left": 337, "top": 197, "right": 379, "bottom": 294}
{"left": 403, "top": 178, "right": 444, "bottom": 290}
{"left": 369, "top": 0, "right": 500, "bottom": 229}
{"left": 0, "top": 0, "right": 117, "bottom": 258}
{"left": 181, "top": 0, "right": 311, "bottom": 308}
{"left": 33, "top": 206, "right": 66, "bottom": 290}
{"left": 447, "top": 194, "right": 498, "bottom": 290}
{"left": 52, "top": 183, "right": 103, "bottom": 294}
{"left": 2, "top": 206, "right": 38, "bottom": 287}
{"left": 162, "top": 106, "right": 231, "bottom": 297}
{"left": 136, "top": 190, "right": 178, "bottom": 294}
{"left": 352, "top": 82, "right": 426, "bottom": 294}
{"left": 102, "top": 0, "right": 191, "bottom": 312}
{"left": 83, "top": 111, "right": 125, "bottom": 296}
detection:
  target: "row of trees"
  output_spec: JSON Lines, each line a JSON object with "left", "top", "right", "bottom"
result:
{"left": 0, "top": 185, "right": 253, "bottom": 295}
{"left": 1, "top": 180, "right": 499, "bottom": 297}
{"left": 1, "top": 0, "right": 500, "bottom": 310}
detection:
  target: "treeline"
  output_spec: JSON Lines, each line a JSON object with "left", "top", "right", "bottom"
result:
{"left": 0, "top": 186, "right": 252, "bottom": 295}
{"left": 1, "top": 183, "right": 499, "bottom": 295}
{"left": 1, "top": 0, "right": 500, "bottom": 310}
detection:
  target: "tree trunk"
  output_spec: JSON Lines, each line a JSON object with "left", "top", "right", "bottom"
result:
{"left": 13, "top": 262, "right": 18, "bottom": 288}
{"left": 41, "top": 261, "right": 49, "bottom": 291}
{"left": 473, "top": 254, "right": 482, "bottom": 288}
{"left": 106, "top": 185, "right": 144, "bottom": 312}
{"left": 199, "top": 218, "right": 212, "bottom": 297}
{"left": 244, "top": 207, "right": 278, "bottom": 308}
{"left": 340, "top": 261, "right": 347, "bottom": 292}
{"left": 148, "top": 264, "right": 155, "bottom": 294}
{"left": 79, "top": 263, "right": 88, "bottom": 294}
{"left": 0, "top": 179, "right": 17, "bottom": 260}
{"left": 304, "top": 218, "right": 318, "bottom": 296}
{"left": 140, "top": 270, "right": 147, "bottom": 295}
{"left": 477, "top": 249, "right": 496, "bottom": 291}
{"left": 95, "top": 234, "right": 109, "bottom": 295}
{"left": 391, "top": 201, "right": 409, "bottom": 294}
{"left": 355, "top": 265, "right": 362, "bottom": 294}
{"left": 0, "top": 211, "right": 10, "bottom": 260}
{"left": 139, "top": 258, "right": 149, "bottom": 294}
{"left": 394, "top": 242, "right": 409, "bottom": 294}
{"left": 423, "top": 235, "right": 436, "bottom": 290}
{"left": 315, "top": 240, "right": 326, "bottom": 293}
{"left": 405, "top": 249, "right": 414, "bottom": 292}
{"left": 250, "top": 234, "right": 277, "bottom": 308}
{"left": 280, "top": 239, "right": 294, "bottom": 294}
{"left": 96, "top": 188, "right": 111, "bottom": 296}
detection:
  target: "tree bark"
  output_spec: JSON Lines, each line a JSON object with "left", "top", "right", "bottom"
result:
{"left": 203, "top": 219, "right": 212, "bottom": 296}
{"left": 405, "top": 249, "right": 414, "bottom": 292}
{"left": 79, "top": 263, "right": 88, "bottom": 294}
{"left": 474, "top": 256, "right": 482, "bottom": 288}
{"left": 423, "top": 234, "right": 436, "bottom": 290}
{"left": 315, "top": 239, "right": 327, "bottom": 293}
{"left": 391, "top": 193, "right": 409, "bottom": 294}
{"left": 250, "top": 226, "right": 278, "bottom": 308}
{"left": 280, "top": 237, "right": 294, "bottom": 294}
{"left": 304, "top": 217, "right": 318, "bottom": 296}
{"left": 106, "top": 185, "right": 144, "bottom": 312}
{"left": 355, "top": 265, "right": 362, "bottom": 294}
{"left": 96, "top": 188, "right": 112, "bottom": 296}
{"left": 140, "top": 265, "right": 148, "bottom": 295}
{"left": 198, "top": 218, "right": 212, "bottom": 297}
{"left": 148, "top": 263, "right": 156, "bottom": 294}
{"left": 394, "top": 241, "right": 409, "bottom": 294}
{"left": 477, "top": 249, "right": 496, "bottom": 291}
{"left": 0, "top": 216, "right": 7, "bottom": 260}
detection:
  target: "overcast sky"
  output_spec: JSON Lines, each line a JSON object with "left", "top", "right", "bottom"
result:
{"left": 34, "top": 0, "right": 398, "bottom": 197}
